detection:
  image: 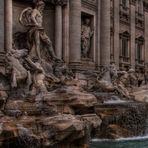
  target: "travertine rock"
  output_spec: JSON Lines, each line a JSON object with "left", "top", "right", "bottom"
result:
{"left": 4, "top": 100, "right": 58, "bottom": 117}
{"left": 43, "top": 86, "right": 97, "bottom": 109}
{"left": 0, "top": 114, "right": 95, "bottom": 147}
{"left": 77, "top": 114, "right": 102, "bottom": 130}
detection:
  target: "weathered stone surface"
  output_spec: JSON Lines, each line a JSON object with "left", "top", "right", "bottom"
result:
{"left": 100, "top": 124, "right": 129, "bottom": 139}
{"left": 77, "top": 114, "right": 102, "bottom": 130}
{"left": 96, "top": 79, "right": 114, "bottom": 92}
{"left": 133, "top": 87, "right": 148, "bottom": 102}
{"left": 0, "top": 114, "right": 91, "bottom": 147}
{"left": 92, "top": 92, "right": 117, "bottom": 103}
{"left": 4, "top": 100, "right": 58, "bottom": 117}
{"left": 43, "top": 86, "right": 97, "bottom": 108}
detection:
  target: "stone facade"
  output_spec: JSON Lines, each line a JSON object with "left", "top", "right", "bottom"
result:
{"left": 1, "top": 0, "right": 148, "bottom": 73}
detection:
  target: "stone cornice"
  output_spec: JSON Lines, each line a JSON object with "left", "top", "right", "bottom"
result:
{"left": 81, "top": 0, "right": 97, "bottom": 11}
{"left": 82, "top": 0, "right": 96, "bottom": 5}
{"left": 44, "top": 0, "right": 68, "bottom": 5}
{"left": 25, "top": 0, "right": 68, "bottom": 6}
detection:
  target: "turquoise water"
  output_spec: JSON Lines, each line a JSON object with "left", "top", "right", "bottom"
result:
{"left": 91, "top": 137, "right": 148, "bottom": 148}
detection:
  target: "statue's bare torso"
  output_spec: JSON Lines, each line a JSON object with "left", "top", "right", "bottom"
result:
{"left": 31, "top": 9, "right": 43, "bottom": 27}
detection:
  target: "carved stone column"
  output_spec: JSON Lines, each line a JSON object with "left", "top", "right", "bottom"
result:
{"left": 52, "top": 0, "right": 67, "bottom": 59}
{"left": 96, "top": 0, "right": 101, "bottom": 67}
{"left": 130, "top": 1, "right": 136, "bottom": 69}
{"left": 101, "top": 0, "right": 111, "bottom": 65}
{"left": 62, "top": 0, "right": 70, "bottom": 63}
{"left": 144, "top": 3, "right": 148, "bottom": 70}
{"left": 100, "top": 0, "right": 111, "bottom": 81}
{"left": 100, "top": 0, "right": 111, "bottom": 66}
{"left": 55, "top": 5, "right": 62, "bottom": 58}
{"left": 69, "top": 0, "right": 81, "bottom": 65}
{"left": 5, "top": 0, "right": 13, "bottom": 51}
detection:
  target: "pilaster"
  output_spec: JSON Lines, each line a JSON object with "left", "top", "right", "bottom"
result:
{"left": 130, "top": 2, "right": 136, "bottom": 69}
{"left": 113, "top": 0, "right": 120, "bottom": 68}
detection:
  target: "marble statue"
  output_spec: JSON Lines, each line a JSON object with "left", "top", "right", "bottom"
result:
{"left": 6, "top": 48, "right": 30, "bottom": 88}
{"left": 110, "top": 62, "right": 118, "bottom": 85}
{"left": 81, "top": 18, "right": 94, "bottom": 58}
{"left": 6, "top": 0, "right": 75, "bottom": 98}
{"left": 96, "top": 64, "right": 133, "bottom": 99}
{"left": 114, "top": 71, "right": 130, "bottom": 99}
{"left": 25, "top": 57, "right": 47, "bottom": 96}
{"left": 97, "top": 66, "right": 114, "bottom": 92}
{"left": 128, "top": 68, "right": 137, "bottom": 88}
{"left": 19, "top": 0, "right": 59, "bottom": 62}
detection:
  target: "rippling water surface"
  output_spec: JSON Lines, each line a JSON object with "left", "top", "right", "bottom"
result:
{"left": 91, "top": 137, "right": 148, "bottom": 148}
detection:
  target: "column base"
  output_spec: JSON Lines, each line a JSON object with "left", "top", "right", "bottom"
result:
{"left": 69, "top": 62, "right": 82, "bottom": 71}
{"left": 81, "top": 58, "right": 96, "bottom": 71}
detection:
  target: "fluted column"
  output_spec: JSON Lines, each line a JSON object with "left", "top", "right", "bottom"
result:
{"left": 55, "top": 4, "right": 62, "bottom": 58}
{"left": 100, "top": 0, "right": 111, "bottom": 66}
{"left": 5, "top": 0, "right": 13, "bottom": 51}
{"left": 69, "top": 0, "right": 81, "bottom": 64}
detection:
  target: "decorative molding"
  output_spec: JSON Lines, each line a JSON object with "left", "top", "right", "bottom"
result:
{"left": 47, "top": 0, "right": 68, "bottom": 6}
{"left": 120, "top": 6, "right": 130, "bottom": 25}
{"left": 81, "top": 0, "right": 97, "bottom": 11}
{"left": 82, "top": 0, "right": 96, "bottom": 5}
{"left": 135, "top": 12, "right": 144, "bottom": 30}
{"left": 25, "top": 0, "right": 68, "bottom": 5}
{"left": 136, "top": 36, "right": 145, "bottom": 43}
{"left": 120, "top": 31, "right": 130, "bottom": 38}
